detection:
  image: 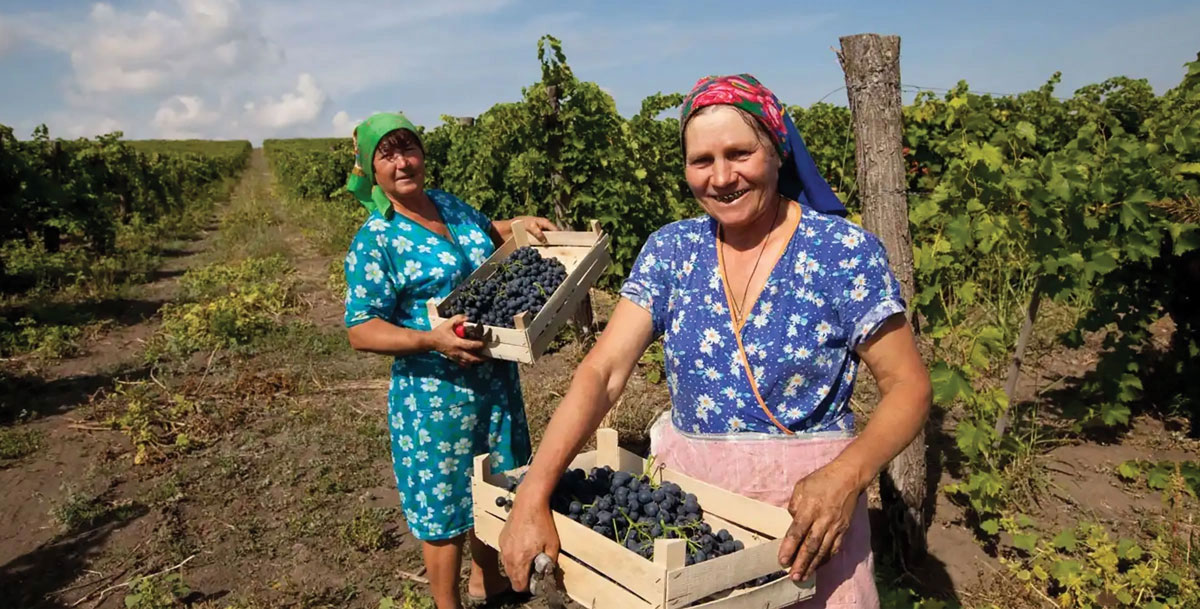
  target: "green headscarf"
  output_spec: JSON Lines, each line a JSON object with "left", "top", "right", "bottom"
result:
{"left": 345, "top": 112, "right": 422, "bottom": 217}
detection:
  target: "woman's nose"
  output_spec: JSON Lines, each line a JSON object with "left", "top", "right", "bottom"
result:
{"left": 711, "top": 159, "right": 735, "bottom": 188}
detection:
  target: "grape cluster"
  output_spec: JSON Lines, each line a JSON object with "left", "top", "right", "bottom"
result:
{"left": 501, "top": 466, "right": 768, "bottom": 569}
{"left": 447, "top": 246, "right": 567, "bottom": 328}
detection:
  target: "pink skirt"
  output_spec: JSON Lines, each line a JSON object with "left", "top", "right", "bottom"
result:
{"left": 649, "top": 414, "right": 879, "bottom": 609}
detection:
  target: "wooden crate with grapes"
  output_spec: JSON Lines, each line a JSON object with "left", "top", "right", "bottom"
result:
{"left": 471, "top": 428, "right": 816, "bottom": 609}
{"left": 426, "top": 219, "right": 610, "bottom": 364}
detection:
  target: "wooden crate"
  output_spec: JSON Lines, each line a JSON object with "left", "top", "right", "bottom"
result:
{"left": 426, "top": 220, "right": 611, "bottom": 364}
{"left": 471, "top": 428, "right": 816, "bottom": 609}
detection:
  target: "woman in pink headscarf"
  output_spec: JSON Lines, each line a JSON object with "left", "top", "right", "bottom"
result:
{"left": 499, "top": 75, "right": 931, "bottom": 608}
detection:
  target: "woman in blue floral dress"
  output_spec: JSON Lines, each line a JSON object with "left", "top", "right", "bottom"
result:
{"left": 342, "top": 113, "right": 556, "bottom": 609}
{"left": 501, "top": 77, "right": 932, "bottom": 608}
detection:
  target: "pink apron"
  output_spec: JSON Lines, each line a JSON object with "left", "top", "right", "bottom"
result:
{"left": 649, "top": 413, "right": 880, "bottom": 609}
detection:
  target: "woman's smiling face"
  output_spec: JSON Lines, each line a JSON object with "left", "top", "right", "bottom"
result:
{"left": 372, "top": 129, "right": 425, "bottom": 199}
{"left": 682, "top": 105, "right": 781, "bottom": 232}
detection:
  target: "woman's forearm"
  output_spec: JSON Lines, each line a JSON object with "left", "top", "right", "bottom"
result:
{"left": 514, "top": 360, "right": 619, "bottom": 503}
{"left": 833, "top": 378, "right": 931, "bottom": 492}
{"left": 347, "top": 318, "right": 434, "bottom": 357}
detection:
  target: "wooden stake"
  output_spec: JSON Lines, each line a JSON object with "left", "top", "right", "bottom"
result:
{"left": 838, "top": 32, "right": 927, "bottom": 568}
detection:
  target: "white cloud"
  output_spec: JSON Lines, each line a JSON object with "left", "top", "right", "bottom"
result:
{"left": 64, "top": 0, "right": 281, "bottom": 95}
{"left": 331, "top": 110, "right": 358, "bottom": 136}
{"left": 245, "top": 73, "right": 327, "bottom": 129}
{"left": 154, "top": 95, "right": 220, "bottom": 138}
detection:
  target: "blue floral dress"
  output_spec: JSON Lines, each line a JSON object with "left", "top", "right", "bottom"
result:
{"left": 343, "top": 189, "right": 531, "bottom": 541}
{"left": 621, "top": 202, "right": 905, "bottom": 436}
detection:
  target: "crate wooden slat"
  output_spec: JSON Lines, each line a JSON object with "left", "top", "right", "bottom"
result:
{"left": 426, "top": 219, "right": 611, "bottom": 364}
{"left": 470, "top": 428, "right": 816, "bottom": 609}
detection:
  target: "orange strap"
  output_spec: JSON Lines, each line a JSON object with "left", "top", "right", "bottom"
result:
{"left": 716, "top": 201, "right": 801, "bottom": 436}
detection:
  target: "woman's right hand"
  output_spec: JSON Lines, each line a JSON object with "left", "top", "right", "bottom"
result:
{"left": 428, "top": 315, "right": 486, "bottom": 367}
{"left": 499, "top": 494, "right": 560, "bottom": 592}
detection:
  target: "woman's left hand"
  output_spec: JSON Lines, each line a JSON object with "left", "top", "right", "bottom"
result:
{"left": 776, "top": 458, "right": 863, "bottom": 582}
{"left": 509, "top": 216, "right": 558, "bottom": 243}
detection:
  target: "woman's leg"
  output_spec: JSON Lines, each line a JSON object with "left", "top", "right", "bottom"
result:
{"left": 466, "top": 528, "right": 509, "bottom": 598}
{"left": 423, "top": 535, "right": 465, "bottom": 609}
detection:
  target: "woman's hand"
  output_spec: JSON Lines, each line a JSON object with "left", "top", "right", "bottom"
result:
{"left": 427, "top": 314, "right": 486, "bottom": 367}
{"left": 499, "top": 493, "right": 561, "bottom": 592}
{"left": 776, "top": 459, "right": 863, "bottom": 582}
{"left": 491, "top": 217, "right": 559, "bottom": 246}
{"left": 510, "top": 216, "right": 558, "bottom": 242}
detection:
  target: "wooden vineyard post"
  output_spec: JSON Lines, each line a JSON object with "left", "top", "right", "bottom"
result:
{"left": 546, "top": 83, "right": 596, "bottom": 338}
{"left": 838, "top": 33, "right": 928, "bottom": 568}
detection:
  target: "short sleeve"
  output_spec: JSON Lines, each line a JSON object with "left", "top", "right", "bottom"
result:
{"left": 439, "top": 190, "right": 492, "bottom": 235}
{"left": 835, "top": 231, "right": 906, "bottom": 349}
{"left": 343, "top": 222, "right": 399, "bottom": 328}
{"left": 619, "top": 229, "right": 674, "bottom": 337}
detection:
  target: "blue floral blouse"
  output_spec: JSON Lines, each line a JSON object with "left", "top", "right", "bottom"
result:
{"left": 620, "top": 203, "right": 905, "bottom": 436}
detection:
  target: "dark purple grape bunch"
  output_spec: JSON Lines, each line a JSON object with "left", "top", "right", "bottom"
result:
{"left": 502, "top": 465, "right": 746, "bottom": 566}
{"left": 448, "top": 246, "right": 568, "bottom": 328}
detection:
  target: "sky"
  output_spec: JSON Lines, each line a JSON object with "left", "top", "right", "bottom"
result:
{"left": 0, "top": 0, "right": 1198, "bottom": 144}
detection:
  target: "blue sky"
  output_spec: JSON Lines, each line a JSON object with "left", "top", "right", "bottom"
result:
{"left": 1, "top": 0, "right": 1197, "bottom": 143}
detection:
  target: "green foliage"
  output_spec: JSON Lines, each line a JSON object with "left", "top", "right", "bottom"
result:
{"left": 1117, "top": 460, "right": 1200, "bottom": 499}
{"left": 263, "top": 137, "right": 355, "bottom": 202}
{"left": 156, "top": 256, "right": 298, "bottom": 355}
{"left": 1002, "top": 522, "right": 1199, "bottom": 608}
{"left": 178, "top": 254, "right": 293, "bottom": 301}
{"left": 0, "top": 127, "right": 248, "bottom": 260}
{"left": 876, "top": 560, "right": 958, "bottom": 608}
{"left": 378, "top": 584, "right": 435, "bottom": 609}
{"left": 639, "top": 339, "right": 666, "bottom": 384}
{"left": 123, "top": 572, "right": 191, "bottom": 609}
{"left": 1, "top": 129, "right": 247, "bottom": 360}
{"left": 341, "top": 506, "right": 397, "bottom": 552}
{"left": 914, "top": 56, "right": 1200, "bottom": 536}
{"left": 790, "top": 103, "right": 857, "bottom": 206}
{"left": 51, "top": 488, "right": 139, "bottom": 532}
{"left": 0, "top": 427, "right": 43, "bottom": 462}
{"left": 0, "top": 316, "right": 89, "bottom": 359}
{"left": 101, "top": 380, "right": 205, "bottom": 465}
